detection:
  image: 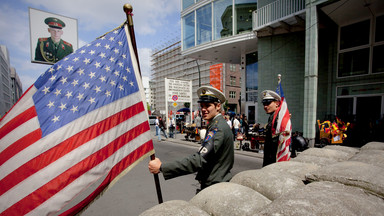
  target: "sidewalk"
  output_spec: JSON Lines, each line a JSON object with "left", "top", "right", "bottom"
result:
{"left": 152, "top": 131, "right": 264, "bottom": 159}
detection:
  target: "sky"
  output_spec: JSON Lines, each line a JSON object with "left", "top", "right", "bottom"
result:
{"left": 0, "top": 0, "right": 181, "bottom": 92}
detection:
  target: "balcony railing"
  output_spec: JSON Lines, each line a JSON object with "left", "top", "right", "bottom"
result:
{"left": 253, "top": 0, "right": 306, "bottom": 30}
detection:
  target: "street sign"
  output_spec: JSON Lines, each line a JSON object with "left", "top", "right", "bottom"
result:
{"left": 172, "top": 95, "right": 178, "bottom": 101}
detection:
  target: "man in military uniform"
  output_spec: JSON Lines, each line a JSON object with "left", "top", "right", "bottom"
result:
{"left": 34, "top": 17, "right": 73, "bottom": 63}
{"left": 261, "top": 90, "right": 281, "bottom": 167}
{"left": 148, "top": 86, "right": 234, "bottom": 192}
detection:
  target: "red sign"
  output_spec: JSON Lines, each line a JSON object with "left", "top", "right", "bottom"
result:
{"left": 172, "top": 95, "right": 178, "bottom": 101}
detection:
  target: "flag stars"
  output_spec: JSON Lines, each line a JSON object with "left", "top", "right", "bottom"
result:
{"left": 47, "top": 101, "right": 55, "bottom": 108}
{"left": 73, "top": 57, "right": 79, "bottom": 62}
{"left": 66, "top": 65, "right": 74, "bottom": 73}
{"left": 42, "top": 86, "right": 50, "bottom": 94}
{"left": 113, "top": 30, "right": 119, "bottom": 34}
{"left": 65, "top": 91, "right": 73, "bottom": 99}
{"left": 64, "top": 57, "right": 69, "bottom": 61}
{"left": 77, "top": 68, "right": 85, "bottom": 75}
{"left": 104, "top": 44, "right": 110, "bottom": 49}
{"left": 54, "top": 89, "right": 62, "bottom": 96}
{"left": 88, "top": 97, "right": 96, "bottom": 104}
{"left": 49, "top": 75, "right": 57, "bottom": 82}
{"left": 52, "top": 115, "right": 60, "bottom": 123}
{"left": 113, "top": 48, "right": 119, "bottom": 54}
{"left": 125, "top": 67, "right": 131, "bottom": 73}
{"left": 114, "top": 70, "right": 120, "bottom": 76}
{"left": 83, "top": 58, "right": 91, "bottom": 64}
{"left": 109, "top": 57, "right": 116, "bottom": 62}
{"left": 105, "top": 90, "right": 111, "bottom": 97}
{"left": 118, "top": 41, "right": 123, "bottom": 46}
{"left": 57, "top": 65, "right": 63, "bottom": 70}
{"left": 110, "top": 80, "right": 116, "bottom": 86}
{"left": 83, "top": 82, "right": 91, "bottom": 89}
{"left": 95, "top": 43, "right": 101, "bottom": 47}
{"left": 80, "top": 50, "right": 86, "bottom": 54}
{"left": 72, "top": 80, "right": 79, "bottom": 86}
{"left": 48, "top": 67, "right": 55, "bottom": 73}
{"left": 88, "top": 72, "right": 96, "bottom": 79}
{"left": 58, "top": 103, "right": 67, "bottom": 111}
{"left": 118, "top": 85, "right": 124, "bottom": 91}
{"left": 118, "top": 62, "right": 124, "bottom": 68}
{"left": 94, "top": 62, "right": 101, "bottom": 68}
{"left": 77, "top": 93, "right": 84, "bottom": 101}
{"left": 86, "top": 44, "right": 91, "bottom": 47}
{"left": 89, "top": 50, "right": 96, "bottom": 55}
{"left": 104, "top": 66, "right": 111, "bottom": 72}
{"left": 60, "top": 77, "right": 68, "bottom": 84}
{"left": 70, "top": 106, "right": 79, "bottom": 113}
{"left": 130, "top": 81, "right": 134, "bottom": 87}
{"left": 94, "top": 86, "right": 102, "bottom": 93}
{"left": 122, "top": 54, "right": 127, "bottom": 59}
{"left": 100, "top": 36, "right": 106, "bottom": 40}
{"left": 99, "top": 76, "right": 106, "bottom": 82}
{"left": 122, "top": 76, "right": 128, "bottom": 81}
{"left": 99, "top": 53, "right": 106, "bottom": 58}
{"left": 109, "top": 37, "right": 115, "bottom": 41}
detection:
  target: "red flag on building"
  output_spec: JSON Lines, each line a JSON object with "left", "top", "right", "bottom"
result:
{"left": 272, "top": 76, "right": 291, "bottom": 162}
{"left": 0, "top": 24, "right": 154, "bottom": 215}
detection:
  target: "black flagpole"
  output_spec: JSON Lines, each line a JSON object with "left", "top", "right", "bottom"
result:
{"left": 123, "top": 3, "right": 163, "bottom": 204}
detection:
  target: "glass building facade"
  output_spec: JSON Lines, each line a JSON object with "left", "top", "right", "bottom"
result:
{"left": 181, "top": 0, "right": 257, "bottom": 50}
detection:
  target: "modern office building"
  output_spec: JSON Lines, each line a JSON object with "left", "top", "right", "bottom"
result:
{"left": 151, "top": 41, "right": 241, "bottom": 116}
{"left": 10, "top": 67, "right": 22, "bottom": 105}
{"left": 0, "top": 45, "right": 13, "bottom": 117}
{"left": 180, "top": 0, "right": 384, "bottom": 146}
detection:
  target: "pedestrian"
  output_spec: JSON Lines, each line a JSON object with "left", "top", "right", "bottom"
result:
{"left": 158, "top": 116, "right": 168, "bottom": 141}
{"left": 233, "top": 115, "right": 240, "bottom": 140}
{"left": 261, "top": 90, "right": 288, "bottom": 167}
{"left": 155, "top": 116, "right": 159, "bottom": 136}
{"left": 242, "top": 114, "right": 249, "bottom": 139}
{"left": 148, "top": 86, "right": 234, "bottom": 193}
{"left": 226, "top": 115, "right": 232, "bottom": 129}
{"left": 168, "top": 116, "right": 175, "bottom": 138}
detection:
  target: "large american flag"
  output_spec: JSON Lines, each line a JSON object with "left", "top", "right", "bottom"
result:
{"left": 0, "top": 24, "right": 154, "bottom": 215}
{"left": 272, "top": 80, "right": 291, "bottom": 162}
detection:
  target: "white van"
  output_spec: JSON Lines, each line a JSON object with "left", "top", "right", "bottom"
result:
{"left": 148, "top": 115, "right": 157, "bottom": 125}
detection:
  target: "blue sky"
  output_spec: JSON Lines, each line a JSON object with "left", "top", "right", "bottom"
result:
{"left": 0, "top": 0, "right": 181, "bottom": 91}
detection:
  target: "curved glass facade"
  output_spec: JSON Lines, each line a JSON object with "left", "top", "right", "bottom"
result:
{"left": 182, "top": 0, "right": 257, "bottom": 50}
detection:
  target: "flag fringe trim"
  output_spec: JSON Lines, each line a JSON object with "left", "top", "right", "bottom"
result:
{"left": 73, "top": 149, "right": 155, "bottom": 216}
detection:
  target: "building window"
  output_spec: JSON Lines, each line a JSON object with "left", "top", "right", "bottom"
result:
{"left": 230, "top": 64, "right": 236, "bottom": 71}
{"left": 183, "top": 12, "right": 195, "bottom": 50}
{"left": 197, "top": 4, "right": 212, "bottom": 45}
{"left": 214, "top": 0, "right": 233, "bottom": 40}
{"left": 229, "top": 91, "right": 236, "bottom": 98}
{"left": 235, "top": 0, "right": 257, "bottom": 34}
{"left": 338, "top": 15, "right": 384, "bottom": 77}
{"left": 182, "top": 0, "right": 195, "bottom": 10}
{"left": 230, "top": 76, "right": 236, "bottom": 86}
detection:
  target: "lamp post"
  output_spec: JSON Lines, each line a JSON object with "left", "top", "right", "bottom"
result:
{"left": 195, "top": 59, "right": 201, "bottom": 87}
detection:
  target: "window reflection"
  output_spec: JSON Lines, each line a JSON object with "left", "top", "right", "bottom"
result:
{"left": 183, "top": 12, "right": 195, "bottom": 49}
{"left": 197, "top": 4, "right": 212, "bottom": 45}
{"left": 214, "top": 0, "right": 233, "bottom": 39}
{"left": 235, "top": 0, "right": 257, "bottom": 34}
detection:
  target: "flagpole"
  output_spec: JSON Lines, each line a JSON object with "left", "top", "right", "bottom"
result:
{"left": 124, "top": 3, "right": 163, "bottom": 204}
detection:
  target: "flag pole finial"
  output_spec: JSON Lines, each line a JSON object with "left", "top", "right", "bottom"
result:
{"left": 278, "top": 74, "right": 281, "bottom": 83}
{"left": 123, "top": 4, "right": 133, "bottom": 26}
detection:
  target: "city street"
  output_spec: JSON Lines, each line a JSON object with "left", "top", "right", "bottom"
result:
{"left": 81, "top": 126, "right": 263, "bottom": 215}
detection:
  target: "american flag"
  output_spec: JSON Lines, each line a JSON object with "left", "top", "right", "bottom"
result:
{"left": 272, "top": 79, "right": 291, "bottom": 162}
{"left": 0, "top": 25, "right": 154, "bottom": 215}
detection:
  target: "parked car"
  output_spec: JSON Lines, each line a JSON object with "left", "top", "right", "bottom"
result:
{"left": 148, "top": 115, "right": 157, "bottom": 125}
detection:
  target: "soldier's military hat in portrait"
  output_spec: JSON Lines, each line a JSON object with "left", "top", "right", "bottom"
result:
{"left": 44, "top": 17, "right": 66, "bottom": 29}
{"left": 197, "top": 86, "right": 226, "bottom": 104}
{"left": 261, "top": 90, "right": 281, "bottom": 104}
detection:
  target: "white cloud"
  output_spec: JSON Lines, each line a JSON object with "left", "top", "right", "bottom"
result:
{"left": 138, "top": 47, "right": 152, "bottom": 77}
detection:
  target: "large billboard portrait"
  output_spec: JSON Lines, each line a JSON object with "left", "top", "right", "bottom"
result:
{"left": 29, "top": 8, "right": 78, "bottom": 65}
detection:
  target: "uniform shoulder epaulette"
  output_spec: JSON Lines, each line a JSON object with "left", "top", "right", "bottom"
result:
{"left": 39, "top": 37, "right": 49, "bottom": 42}
{"left": 63, "top": 40, "right": 73, "bottom": 47}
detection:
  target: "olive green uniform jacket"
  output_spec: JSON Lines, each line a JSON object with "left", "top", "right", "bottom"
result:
{"left": 161, "top": 114, "right": 234, "bottom": 189}
{"left": 35, "top": 37, "right": 73, "bottom": 63}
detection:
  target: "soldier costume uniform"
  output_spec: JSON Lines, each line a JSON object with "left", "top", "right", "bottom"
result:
{"left": 34, "top": 17, "right": 73, "bottom": 63}
{"left": 160, "top": 86, "right": 234, "bottom": 191}
{"left": 261, "top": 90, "right": 281, "bottom": 167}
